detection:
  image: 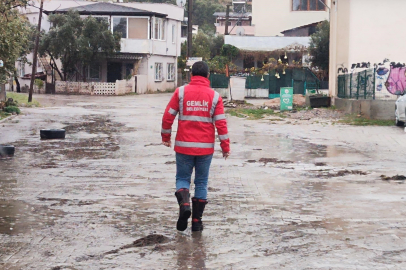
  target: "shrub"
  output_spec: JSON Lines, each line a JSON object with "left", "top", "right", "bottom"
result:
{"left": 34, "top": 79, "right": 44, "bottom": 89}
{"left": 4, "top": 106, "right": 20, "bottom": 114}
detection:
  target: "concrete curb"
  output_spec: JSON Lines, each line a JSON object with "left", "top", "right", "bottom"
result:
{"left": 0, "top": 114, "right": 19, "bottom": 124}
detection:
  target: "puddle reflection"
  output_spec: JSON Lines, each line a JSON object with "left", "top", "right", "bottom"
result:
{"left": 176, "top": 233, "right": 207, "bottom": 270}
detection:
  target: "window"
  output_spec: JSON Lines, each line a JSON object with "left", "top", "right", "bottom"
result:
{"left": 128, "top": 18, "right": 148, "bottom": 39}
{"left": 19, "top": 61, "right": 24, "bottom": 77}
{"left": 237, "top": 21, "right": 242, "bottom": 26}
{"left": 172, "top": 24, "right": 176, "bottom": 43}
{"left": 88, "top": 62, "right": 100, "bottom": 80}
{"left": 153, "top": 17, "right": 166, "bottom": 40}
{"left": 293, "top": 0, "right": 326, "bottom": 11}
{"left": 155, "top": 63, "right": 163, "bottom": 81}
{"left": 126, "top": 63, "right": 134, "bottom": 78}
{"left": 167, "top": 63, "right": 175, "bottom": 81}
{"left": 113, "top": 17, "right": 127, "bottom": 38}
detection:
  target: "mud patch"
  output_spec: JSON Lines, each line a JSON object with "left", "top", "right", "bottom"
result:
{"left": 165, "top": 161, "right": 176, "bottom": 165}
{"left": 380, "top": 175, "right": 406, "bottom": 181}
{"left": 314, "top": 162, "right": 327, "bottom": 166}
{"left": 259, "top": 158, "right": 292, "bottom": 164}
{"left": 144, "top": 143, "right": 162, "bottom": 147}
{"left": 104, "top": 234, "right": 170, "bottom": 255}
{"left": 315, "top": 169, "right": 367, "bottom": 178}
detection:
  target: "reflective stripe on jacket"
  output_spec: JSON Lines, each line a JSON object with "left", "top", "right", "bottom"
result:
{"left": 161, "top": 76, "right": 230, "bottom": 156}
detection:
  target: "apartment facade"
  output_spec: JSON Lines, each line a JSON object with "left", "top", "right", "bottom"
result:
{"left": 19, "top": 1, "right": 183, "bottom": 92}
{"left": 252, "top": 0, "right": 329, "bottom": 36}
{"left": 213, "top": 12, "right": 254, "bottom": 36}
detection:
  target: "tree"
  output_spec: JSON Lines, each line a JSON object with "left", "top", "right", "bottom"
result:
{"left": 192, "top": 31, "right": 211, "bottom": 60}
{"left": 0, "top": 0, "right": 33, "bottom": 83}
{"left": 210, "top": 35, "right": 224, "bottom": 58}
{"left": 192, "top": 0, "right": 225, "bottom": 33}
{"left": 39, "top": 11, "right": 121, "bottom": 81}
{"left": 309, "top": 20, "right": 329, "bottom": 72}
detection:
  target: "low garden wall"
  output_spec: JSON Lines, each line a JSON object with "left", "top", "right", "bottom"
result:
{"left": 56, "top": 78, "right": 134, "bottom": 96}
{"left": 334, "top": 97, "right": 395, "bottom": 120}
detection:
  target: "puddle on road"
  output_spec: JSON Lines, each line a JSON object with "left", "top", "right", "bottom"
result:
{"left": 63, "top": 115, "right": 135, "bottom": 135}
{"left": 242, "top": 133, "right": 365, "bottom": 165}
{"left": 0, "top": 199, "right": 65, "bottom": 235}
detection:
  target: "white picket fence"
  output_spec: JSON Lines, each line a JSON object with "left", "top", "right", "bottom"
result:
{"left": 56, "top": 78, "right": 134, "bottom": 96}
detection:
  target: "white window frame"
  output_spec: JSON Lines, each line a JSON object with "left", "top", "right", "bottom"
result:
{"left": 19, "top": 61, "right": 24, "bottom": 77}
{"left": 111, "top": 16, "right": 129, "bottom": 39}
{"left": 167, "top": 63, "right": 175, "bottom": 81}
{"left": 152, "top": 17, "right": 166, "bottom": 41}
{"left": 172, "top": 24, "right": 176, "bottom": 44}
{"left": 154, "top": 63, "right": 163, "bottom": 82}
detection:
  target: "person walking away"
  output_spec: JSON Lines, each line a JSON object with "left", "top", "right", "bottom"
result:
{"left": 161, "top": 61, "right": 230, "bottom": 232}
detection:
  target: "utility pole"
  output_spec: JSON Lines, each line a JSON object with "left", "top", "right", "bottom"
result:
{"left": 28, "top": 0, "right": 44, "bottom": 103}
{"left": 187, "top": 0, "right": 193, "bottom": 60}
{"left": 225, "top": 4, "right": 232, "bottom": 35}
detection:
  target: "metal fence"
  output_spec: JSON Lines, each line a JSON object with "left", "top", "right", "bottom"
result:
{"left": 337, "top": 68, "right": 397, "bottom": 100}
{"left": 210, "top": 74, "right": 229, "bottom": 89}
{"left": 246, "top": 68, "right": 320, "bottom": 98}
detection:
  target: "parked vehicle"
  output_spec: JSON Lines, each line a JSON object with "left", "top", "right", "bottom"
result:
{"left": 395, "top": 95, "right": 406, "bottom": 126}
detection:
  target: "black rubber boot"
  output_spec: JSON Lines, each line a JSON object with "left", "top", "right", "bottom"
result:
{"left": 192, "top": 197, "right": 208, "bottom": 232}
{"left": 175, "top": 188, "right": 191, "bottom": 231}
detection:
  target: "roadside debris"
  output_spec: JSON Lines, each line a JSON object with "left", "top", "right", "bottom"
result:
{"left": 104, "top": 234, "right": 170, "bottom": 255}
{"left": 380, "top": 175, "right": 406, "bottom": 181}
{"left": 315, "top": 169, "right": 367, "bottom": 178}
{"left": 314, "top": 162, "right": 327, "bottom": 166}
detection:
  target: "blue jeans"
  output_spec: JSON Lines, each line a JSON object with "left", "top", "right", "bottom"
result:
{"left": 176, "top": 153, "right": 213, "bottom": 200}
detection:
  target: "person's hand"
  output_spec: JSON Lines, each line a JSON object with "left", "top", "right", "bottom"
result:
{"left": 223, "top": 151, "right": 230, "bottom": 160}
{"left": 162, "top": 141, "right": 171, "bottom": 147}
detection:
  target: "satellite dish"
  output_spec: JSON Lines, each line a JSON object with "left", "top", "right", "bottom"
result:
{"left": 236, "top": 27, "right": 245, "bottom": 36}
{"left": 176, "top": 0, "right": 186, "bottom": 7}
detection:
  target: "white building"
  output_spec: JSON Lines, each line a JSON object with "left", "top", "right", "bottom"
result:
{"left": 18, "top": 1, "right": 184, "bottom": 92}
{"left": 329, "top": 0, "right": 406, "bottom": 97}
{"left": 252, "top": 0, "right": 329, "bottom": 37}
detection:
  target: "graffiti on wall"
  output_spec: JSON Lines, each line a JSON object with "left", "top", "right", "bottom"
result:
{"left": 375, "top": 62, "right": 390, "bottom": 93}
{"left": 385, "top": 63, "right": 406, "bottom": 95}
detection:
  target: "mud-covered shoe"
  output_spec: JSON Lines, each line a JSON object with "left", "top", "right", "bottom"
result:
{"left": 192, "top": 198, "right": 208, "bottom": 232}
{"left": 175, "top": 188, "right": 191, "bottom": 231}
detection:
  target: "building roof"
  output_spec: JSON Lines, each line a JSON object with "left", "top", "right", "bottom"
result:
{"left": 213, "top": 12, "right": 252, "bottom": 18}
{"left": 281, "top": 21, "right": 323, "bottom": 34}
{"left": 225, "top": 35, "right": 311, "bottom": 52}
{"left": 44, "top": 2, "right": 167, "bottom": 17}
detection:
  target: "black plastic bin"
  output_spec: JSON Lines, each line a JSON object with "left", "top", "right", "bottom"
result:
{"left": 309, "top": 95, "right": 331, "bottom": 108}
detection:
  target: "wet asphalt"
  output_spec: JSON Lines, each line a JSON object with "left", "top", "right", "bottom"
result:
{"left": 1, "top": 94, "right": 406, "bottom": 269}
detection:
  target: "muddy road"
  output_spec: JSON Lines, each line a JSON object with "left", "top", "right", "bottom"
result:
{"left": 1, "top": 94, "right": 406, "bottom": 269}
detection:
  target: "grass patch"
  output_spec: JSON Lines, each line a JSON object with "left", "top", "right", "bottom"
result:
{"left": 146, "top": 88, "right": 176, "bottom": 94}
{"left": 227, "top": 108, "right": 285, "bottom": 120}
{"left": 6, "top": 92, "right": 41, "bottom": 107}
{"left": 338, "top": 115, "right": 394, "bottom": 126}
{"left": 0, "top": 111, "right": 11, "bottom": 120}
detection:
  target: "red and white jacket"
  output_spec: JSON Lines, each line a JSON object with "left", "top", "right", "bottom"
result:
{"left": 161, "top": 76, "right": 230, "bottom": 156}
